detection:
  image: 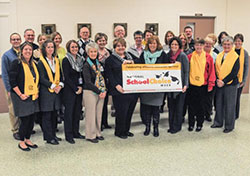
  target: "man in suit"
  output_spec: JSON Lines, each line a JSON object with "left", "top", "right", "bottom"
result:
{"left": 184, "top": 26, "right": 195, "bottom": 51}
{"left": 24, "top": 28, "right": 39, "bottom": 50}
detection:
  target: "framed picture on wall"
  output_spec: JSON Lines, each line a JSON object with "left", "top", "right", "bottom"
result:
{"left": 145, "top": 23, "right": 159, "bottom": 35}
{"left": 77, "top": 23, "right": 92, "bottom": 39}
{"left": 113, "top": 23, "right": 127, "bottom": 37}
{"left": 41, "top": 24, "right": 56, "bottom": 37}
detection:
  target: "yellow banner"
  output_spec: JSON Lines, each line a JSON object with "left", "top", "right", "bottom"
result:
{"left": 122, "top": 62, "right": 181, "bottom": 71}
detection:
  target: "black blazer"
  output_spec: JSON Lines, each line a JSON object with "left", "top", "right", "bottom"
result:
{"left": 105, "top": 54, "right": 131, "bottom": 96}
{"left": 9, "top": 59, "right": 37, "bottom": 94}
{"left": 82, "top": 60, "right": 102, "bottom": 94}
{"left": 62, "top": 58, "right": 83, "bottom": 93}
{"left": 37, "top": 58, "right": 62, "bottom": 112}
{"left": 62, "top": 58, "right": 83, "bottom": 104}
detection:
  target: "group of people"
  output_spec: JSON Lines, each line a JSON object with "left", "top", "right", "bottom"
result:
{"left": 1, "top": 25, "right": 248, "bottom": 152}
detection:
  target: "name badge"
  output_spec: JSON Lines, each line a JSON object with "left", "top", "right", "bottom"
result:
{"left": 100, "top": 66, "right": 104, "bottom": 72}
{"left": 79, "top": 77, "right": 83, "bottom": 84}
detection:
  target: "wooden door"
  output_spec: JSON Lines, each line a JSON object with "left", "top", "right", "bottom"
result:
{"left": 179, "top": 16, "right": 215, "bottom": 39}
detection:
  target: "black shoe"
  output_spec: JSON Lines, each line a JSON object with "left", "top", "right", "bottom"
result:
{"left": 55, "top": 136, "right": 62, "bottom": 141}
{"left": 153, "top": 127, "right": 159, "bottom": 137}
{"left": 47, "top": 139, "right": 59, "bottom": 145}
{"left": 127, "top": 132, "right": 134, "bottom": 137}
{"left": 170, "top": 130, "right": 180, "bottom": 134}
{"left": 223, "top": 129, "right": 233, "bottom": 133}
{"left": 73, "top": 134, "right": 85, "bottom": 139}
{"left": 195, "top": 126, "right": 202, "bottom": 132}
{"left": 25, "top": 142, "right": 38, "bottom": 149}
{"left": 115, "top": 134, "right": 128, "bottom": 139}
{"left": 188, "top": 126, "right": 194, "bottom": 132}
{"left": 31, "top": 130, "right": 36, "bottom": 135}
{"left": 18, "top": 144, "right": 30, "bottom": 151}
{"left": 144, "top": 126, "right": 150, "bottom": 136}
{"left": 211, "top": 124, "right": 223, "bottom": 128}
{"left": 13, "top": 133, "right": 21, "bottom": 140}
{"left": 86, "top": 138, "right": 99, "bottom": 143}
{"left": 66, "top": 138, "right": 75, "bottom": 144}
{"left": 101, "top": 124, "right": 112, "bottom": 131}
{"left": 205, "top": 116, "right": 212, "bottom": 122}
{"left": 103, "top": 124, "right": 112, "bottom": 129}
{"left": 96, "top": 136, "right": 105, "bottom": 140}
{"left": 167, "top": 129, "right": 171, "bottom": 133}
{"left": 111, "top": 111, "right": 116, "bottom": 117}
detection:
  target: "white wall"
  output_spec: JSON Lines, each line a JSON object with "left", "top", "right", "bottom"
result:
{"left": 14, "top": 0, "right": 229, "bottom": 46}
{"left": 1, "top": 0, "right": 250, "bottom": 73}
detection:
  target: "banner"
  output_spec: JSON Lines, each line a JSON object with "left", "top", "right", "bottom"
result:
{"left": 122, "top": 63, "right": 182, "bottom": 93}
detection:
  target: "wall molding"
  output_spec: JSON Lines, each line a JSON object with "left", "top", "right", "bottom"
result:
{"left": 0, "top": 0, "right": 10, "bottom": 3}
{"left": 0, "top": 13, "right": 9, "bottom": 17}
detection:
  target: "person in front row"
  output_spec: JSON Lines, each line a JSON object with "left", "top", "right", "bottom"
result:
{"left": 83, "top": 42, "right": 106, "bottom": 143}
{"left": 95, "top": 32, "right": 112, "bottom": 130}
{"left": 62, "top": 40, "right": 85, "bottom": 144}
{"left": 106, "top": 38, "right": 137, "bottom": 139}
{"left": 187, "top": 38, "right": 215, "bottom": 132}
{"left": 38, "top": 40, "right": 64, "bottom": 145}
{"left": 233, "top": 33, "right": 249, "bottom": 120}
{"left": 166, "top": 37, "right": 189, "bottom": 134}
{"left": 136, "top": 35, "right": 169, "bottom": 137}
{"left": 9, "top": 42, "right": 39, "bottom": 151}
{"left": 211, "top": 36, "right": 240, "bottom": 133}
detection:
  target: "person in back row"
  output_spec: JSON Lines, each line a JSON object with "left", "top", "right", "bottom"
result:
{"left": 1, "top": 33, "right": 22, "bottom": 140}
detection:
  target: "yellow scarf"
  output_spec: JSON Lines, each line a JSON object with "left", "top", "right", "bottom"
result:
{"left": 237, "top": 47, "right": 244, "bottom": 83}
{"left": 189, "top": 51, "right": 207, "bottom": 86}
{"left": 215, "top": 49, "right": 238, "bottom": 85}
{"left": 22, "top": 61, "right": 39, "bottom": 100}
{"left": 40, "top": 56, "right": 60, "bottom": 93}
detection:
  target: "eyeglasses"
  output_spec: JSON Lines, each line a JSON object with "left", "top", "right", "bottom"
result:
{"left": 11, "top": 38, "right": 21, "bottom": 41}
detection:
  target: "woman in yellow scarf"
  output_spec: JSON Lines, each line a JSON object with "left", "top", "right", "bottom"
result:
{"left": 211, "top": 36, "right": 240, "bottom": 133}
{"left": 187, "top": 38, "right": 216, "bottom": 132}
{"left": 234, "top": 34, "right": 249, "bottom": 120}
{"left": 9, "top": 42, "right": 39, "bottom": 151}
{"left": 38, "top": 40, "right": 64, "bottom": 145}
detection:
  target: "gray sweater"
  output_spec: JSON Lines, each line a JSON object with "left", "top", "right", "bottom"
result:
{"left": 166, "top": 51, "right": 189, "bottom": 98}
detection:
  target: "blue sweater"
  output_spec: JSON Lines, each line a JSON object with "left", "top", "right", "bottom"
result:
{"left": 1, "top": 48, "right": 18, "bottom": 92}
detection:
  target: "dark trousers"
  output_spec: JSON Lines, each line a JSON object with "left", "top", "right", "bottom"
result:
{"left": 213, "top": 85, "right": 237, "bottom": 130}
{"left": 42, "top": 110, "right": 57, "bottom": 141}
{"left": 101, "top": 92, "right": 109, "bottom": 126}
{"left": 236, "top": 86, "right": 243, "bottom": 119}
{"left": 112, "top": 94, "right": 137, "bottom": 136}
{"left": 204, "top": 89, "right": 215, "bottom": 117}
{"left": 168, "top": 92, "right": 185, "bottom": 132}
{"left": 64, "top": 94, "right": 82, "bottom": 140}
{"left": 19, "top": 114, "right": 35, "bottom": 141}
{"left": 188, "top": 85, "right": 207, "bottom": 128}
{"left": 34, "top": 111, "right": 43, "bottom": 130}
{"left": 143, "top": 104, "right": 160, "bottom": 127}
{"left": 140, "top": 103, "right": 147, "bottom": 124}
{"left": 182, "top": 92, "right": 188, "bottom": 118}
{"left": 160, "top": 93, "right": 167, "bottom": 111}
